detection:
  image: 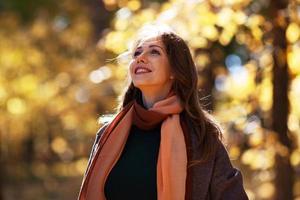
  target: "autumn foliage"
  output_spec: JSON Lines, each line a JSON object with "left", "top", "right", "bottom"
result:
{"left": 1, "top": 0, "right": 300, "bottom": 199}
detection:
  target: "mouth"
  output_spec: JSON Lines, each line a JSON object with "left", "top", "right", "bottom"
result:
{"left": 134, "top": 66, "right": 152, "bottom": 74}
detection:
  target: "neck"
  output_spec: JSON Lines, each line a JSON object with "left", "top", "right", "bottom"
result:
{"left": 141, "top": 86, "right": 172, "bottom": 109}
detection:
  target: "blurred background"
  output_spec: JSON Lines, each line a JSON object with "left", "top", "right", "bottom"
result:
{"left": 0, "top": 0, "right": 300, "bottom": 199}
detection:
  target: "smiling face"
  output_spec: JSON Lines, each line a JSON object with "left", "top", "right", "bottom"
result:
{"left": 129, "top": 36, "right": 173, "bottom": 93}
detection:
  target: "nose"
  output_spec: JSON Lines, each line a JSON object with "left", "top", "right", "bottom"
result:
{"left": 136, "top": 52, "right": 147, "bottom": 64}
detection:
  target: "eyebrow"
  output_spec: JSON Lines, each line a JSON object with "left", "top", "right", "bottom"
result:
{"left": 136, "top": 44, "right": 164, "bottom": 51}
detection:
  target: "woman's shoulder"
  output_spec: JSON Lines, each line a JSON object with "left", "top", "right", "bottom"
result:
{"left": 91, "top": 122, "right": 110, "bottom": 155}
{"left": 214, "top": 140, "right": 231, "bottom": 159}
{"left": 96, "top": 114, "right": 115, "bottom": 135}
{"left": 209, "top": 141, "right": 248, "bottom": 199}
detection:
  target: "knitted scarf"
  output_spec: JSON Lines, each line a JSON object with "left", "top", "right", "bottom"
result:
{"left": 78, "top": 95, "right": 187, "bottom": 200}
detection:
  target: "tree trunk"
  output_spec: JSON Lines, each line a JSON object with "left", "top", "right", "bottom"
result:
{"left": 201, "top": 63, "right": 215, "bottom": 112}
{"left": 196, "top": 45, "right": 224, "bottom": 112}
{"left": 85, "top": 0, "right": 113, "bottom": 41}
{"left": 0, "top": 119, "right": 7, "bottom": 200}
{"left": 270, "top": 0, "right": 294, "bottom": 199}
{"left": 0, "top": 149, "right": 3, "bottom": 200}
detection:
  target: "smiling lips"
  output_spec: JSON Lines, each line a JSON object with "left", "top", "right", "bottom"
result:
{"left": 134, "top": 66, "right": 152, "bottom": 74}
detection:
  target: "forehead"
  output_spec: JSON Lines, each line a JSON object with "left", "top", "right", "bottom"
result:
{"left": 135, "top": 36, "right": 164, "bottom": 49}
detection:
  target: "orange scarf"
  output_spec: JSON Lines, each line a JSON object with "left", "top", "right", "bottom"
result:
{"left": 78, "top": 95, "right": 187, "bottom": 200}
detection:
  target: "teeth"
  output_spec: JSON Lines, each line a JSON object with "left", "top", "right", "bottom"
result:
{"left": 136, "top": 68, "right": 151, "bottom": 74}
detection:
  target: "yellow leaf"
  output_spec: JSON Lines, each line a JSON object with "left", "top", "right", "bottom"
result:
{"left": 257, "top": 182, "right": 275, "bottom": 199}
{"left": 286, "top": 22, "right": 300, "bottom": 43}
{"left": 290, "top": 150, "right": 300, "bottom": 166}
{"left": 127, "top": 0, "right": 141, "bottom": 11}
{"left": 51, "top": 137, "right": 68, "bottom": 154}
{"left": 7, "top": 97, "right": 27, "bottom": 115}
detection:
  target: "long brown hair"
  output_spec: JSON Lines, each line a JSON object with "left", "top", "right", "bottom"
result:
{"left": 118, "top": 25, "right": 222, "bottom": 163}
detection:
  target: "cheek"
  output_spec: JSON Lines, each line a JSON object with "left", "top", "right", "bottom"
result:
{"left": 128, "top": 63, "right": 134, "bottom": 77}
{"left": 158, "top": 62, "right": 172, "bottom": 78}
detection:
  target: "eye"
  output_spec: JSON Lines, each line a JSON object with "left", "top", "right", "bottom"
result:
{"left": 150, "top": 49, "right": 160, "bottom": 55}
{"left": 133, "top": 50, "right": 142, "bottom": 57}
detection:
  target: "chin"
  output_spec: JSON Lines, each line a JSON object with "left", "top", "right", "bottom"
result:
{"left": 132, "top": 78, "right": 153, "bottom": 87}
{"left": 132, "top": 82, "right": 148, "bottom": 89}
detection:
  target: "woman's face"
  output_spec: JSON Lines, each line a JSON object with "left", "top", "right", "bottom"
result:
{"left": 129, "top": 36, "right": 173, "bottom": 91}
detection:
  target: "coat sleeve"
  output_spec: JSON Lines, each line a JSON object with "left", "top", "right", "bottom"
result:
{"left": 209, "top": 142, "right": 249, "bottom": 200}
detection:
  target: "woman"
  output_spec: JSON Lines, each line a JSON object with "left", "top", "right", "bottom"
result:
{"left": 78, "top": 24, "right": 248, "bottom": 200}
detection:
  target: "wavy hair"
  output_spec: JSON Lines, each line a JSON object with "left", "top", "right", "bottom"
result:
{"left": 118, "top": 25, "right": 222, "bottom": 163}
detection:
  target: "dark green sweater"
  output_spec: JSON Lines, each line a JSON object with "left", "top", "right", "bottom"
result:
{"left": 104, "top": 124, "right": 161, "bottom": 200}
